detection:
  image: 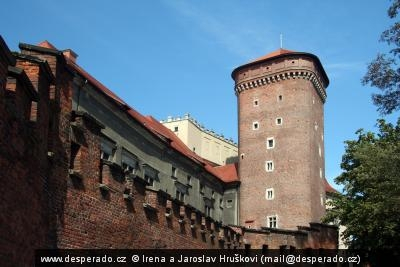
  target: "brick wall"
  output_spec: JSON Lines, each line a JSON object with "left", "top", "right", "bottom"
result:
{"left": 235, "top": 55, "right": 327, "bottom": 229}
{"left": 0, "top": 38, "right": 241, "bottom": 267}
{"left": 0, "top": 37, "right": 55, "bottom": 267}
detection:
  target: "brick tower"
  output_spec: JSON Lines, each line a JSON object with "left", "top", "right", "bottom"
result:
{"left": 232, "top": 49, "right": 329, "bottom": 230}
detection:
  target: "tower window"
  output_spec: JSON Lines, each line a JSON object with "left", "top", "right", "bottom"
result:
{"left": 253, "top": 98, "right": 259, "bottom": 107}
{"left": 267, "top": 137, "right": 275, "bottom": 149}
{"left": 253, "top": 121, "right": 259, "bottom": 130}
{"left": 174, "top": 126, "right": 179, "bottom": 132}
{"left": 276, "top": 117, "right": 283, "bottom": 125}
{"left": 240, "top": 153, "right": 245, "bottom": 160}
{"left": 265, "top": 161, "right": 274, "bottom": 172}
{"left": 278, "top": 95, "right": 283, "bottom": 101}
{"left": 267, "top": 215, "right": 278, "bottom": 228}
{"left": 266, "top": 188, "right": 274, "bottom": 200}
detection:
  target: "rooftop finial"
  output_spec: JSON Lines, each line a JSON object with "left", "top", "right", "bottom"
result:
{"left": 280, "top": 33, "right": 283, "bottom": 49}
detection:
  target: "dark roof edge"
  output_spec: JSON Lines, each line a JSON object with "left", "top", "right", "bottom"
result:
{"left": 0, "top": 35, "right": 16, "bottom": 66}
{"left": 19, "top": 42, "right": 63, "bottom": 56}
{"left": 231, "top": 51, "right": 329, "bottom": 87}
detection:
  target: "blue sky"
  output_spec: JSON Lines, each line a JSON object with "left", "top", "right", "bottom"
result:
{"left": 2, "top": 0, "right": 398, "bottom": 189}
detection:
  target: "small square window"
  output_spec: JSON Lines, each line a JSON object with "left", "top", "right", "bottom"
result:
{"left": 267, "top": 138, "right": 275, "bottom": 149}
{"left": 174, "top": 126, "right": 179, "bottom": 132}
{"left": 265, "top": 161, "right": 274, "bottom": 172}
{"left": 278, "top": 95, "right": 283, "bottom": 101}
{"left": 276, "top": 118, "right": 282, "bottom": 125}
{"left": 266, "top": 188, "right": 274, "bottom": 200}
{"left": 267, "top": 215, "right": 277, "bottom": 228}
{"left": 253, "top": 121, "right": 259, "bottom": 130}
{"left": 253, "top": 99, "right": 259, "bottom": 107}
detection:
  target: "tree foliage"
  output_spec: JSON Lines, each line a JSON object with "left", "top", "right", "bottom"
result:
{"left": 362, "top": 0, "right": 400, "bottom": 114}
{"left": 324, "top": 119, "right": 400, "bottom": 250}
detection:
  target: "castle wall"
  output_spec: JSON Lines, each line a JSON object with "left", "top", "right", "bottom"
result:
{"left": 0, "top": 37, "right": 338, "bottom": 267}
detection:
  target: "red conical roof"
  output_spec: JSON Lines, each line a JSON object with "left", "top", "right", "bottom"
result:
{"left": 250, "top": 48, "right": 295, "bottom": 63}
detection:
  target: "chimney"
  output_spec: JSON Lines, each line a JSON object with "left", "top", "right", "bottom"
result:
{"left": 62, "top": 49, "right": 78, "bottom": 63}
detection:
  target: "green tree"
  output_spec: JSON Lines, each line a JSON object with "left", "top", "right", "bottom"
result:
{"left": 362, "top": 0, "right": 400, "bottom": 114}
{"left": 324, "top": 119, "right": 400, "bottom": 251}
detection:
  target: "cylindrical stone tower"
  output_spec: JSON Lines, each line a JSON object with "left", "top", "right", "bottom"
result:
{"left": 232, "top": 49, "right": 329, "bottom": 230}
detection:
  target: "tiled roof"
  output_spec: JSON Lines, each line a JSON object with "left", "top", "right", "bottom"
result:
{"left": 40, "top": 41, "right": 234, "bottom": 185}
{"left": 250, "top": 48, "right": 295, "bottom": 64}
{"left": 211, "top": 163, "right": 239, "bottom": 183}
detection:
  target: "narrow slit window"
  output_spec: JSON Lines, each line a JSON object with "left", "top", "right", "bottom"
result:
{"left": 266, "top": 188, "right": 274, "bottom": 200}
{"left": 276, "top": 118, "right": 282, "bottom": 125}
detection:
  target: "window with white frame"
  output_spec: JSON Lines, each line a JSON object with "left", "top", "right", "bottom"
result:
{"left": 267, "top": 137, "right": 275, "bottom": 149}
{"left": 267, "top": 215, "right": 278, "bottom": 228}
{"left": 265, "top": 161, "right": 274, "bottom": 172}
{"left": 253, "top": 121, "right": 259, "bottom": 130}
{"left": 253, "top": 98, "right": 259, "bottom": 107}
{"left": 276, "top": 117, "right": 283, "bottom": 125}
{"left": 266, "top": 188, "right": 274, "bottom": 200}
